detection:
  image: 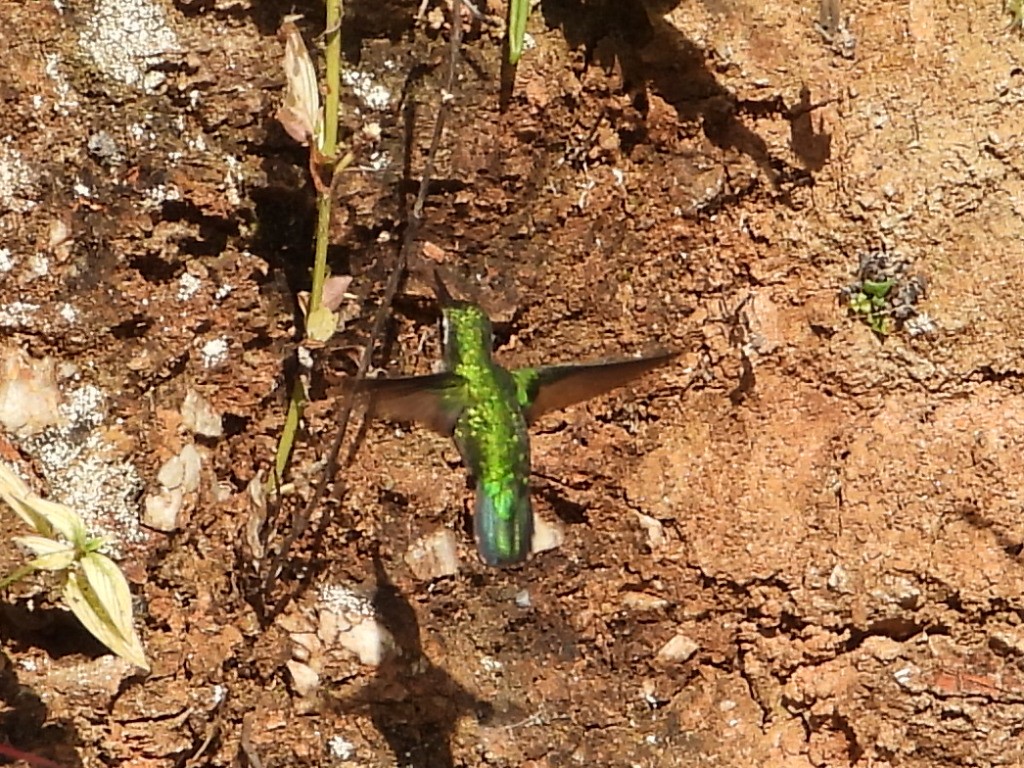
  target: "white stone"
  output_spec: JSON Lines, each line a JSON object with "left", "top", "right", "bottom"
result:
{"left": 286, "top": 659, "right": 320, "bottom": 697}
{"left": 404, "top": 528, "right": 460, "bottom": 580}
{"left": 335, "top": 617, "right": 394, "bottom": 667}
{"left": 634, "top": 511, "right": 667, "bottom": 549}
{"left": 657, "top": 633, "right": 699, "bottom": 663}
{"left": 0, "top": 349, "right": 62, "bottom": 437}
{"left": 531, "top": 514, "right": 564, "bottom": 555}
{"left": 178, "top": 444, "right": 201, "bottom": 493}
{"left": 143, "top": 487, "right": 183, "bottom": 532}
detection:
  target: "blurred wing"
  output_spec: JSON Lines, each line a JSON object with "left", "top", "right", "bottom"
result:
{"left": 512, "top": 351, "right": 678, "bottom": 424}
{"left": 359, "top": 372, "right": 467, "bottom": 436}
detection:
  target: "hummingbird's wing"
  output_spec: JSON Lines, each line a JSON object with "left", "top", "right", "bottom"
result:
{"left": 511, "top": 351, "right": 678, "bottom": 424}
{"left": 357, "top": 373, "right": 467, "bottom": 436}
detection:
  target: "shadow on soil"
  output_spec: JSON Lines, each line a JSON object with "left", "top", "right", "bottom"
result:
{"left": 0, "top": 605, "right": 90, "bottom": 768}
{"left": 542, "top": 0, "right": 830, "bottom": 190}
{"left": 330, "top": 554, "right": 494, "bottom": 768}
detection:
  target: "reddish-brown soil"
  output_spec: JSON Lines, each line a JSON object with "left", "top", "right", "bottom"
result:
{"left": 3, "top": 1, "right": 1024, "bottom": 767}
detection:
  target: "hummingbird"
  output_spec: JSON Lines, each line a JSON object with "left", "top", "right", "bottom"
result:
{"left": 359, "top": 273, "right": 677, "bottom": 567}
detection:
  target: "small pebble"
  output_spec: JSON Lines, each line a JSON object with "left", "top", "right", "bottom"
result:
{"left": 657, "top": 633, "right": 699, "bottom": 663}
{"left": 142, "top": 487, "right": 183, "bottom": 532}
{"left": 0, "top": 348, "right": 62, "bottom": 437}
{"left": 621, "top": 592, "right": 669, "bottom": 611}
{"left": 286, "top": 659, "right": 320, "bottom": 697}
{"left": 404, "top": 528, "right": 460, "bottom": 580}
{"left": 531, "top": 514, "right": 564, "bottom": 555}
{"left": 180, "top": 388, "right": 223, "bottom": 438}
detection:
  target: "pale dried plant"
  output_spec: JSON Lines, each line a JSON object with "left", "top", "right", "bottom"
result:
{"left": 277, "top": 16, "right": 322, "bottom": 148}
{"left": 0, "top": 462, "right": 148, "bottom": 671}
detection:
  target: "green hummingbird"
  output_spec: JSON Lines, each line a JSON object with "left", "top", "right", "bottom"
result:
{"left": 360, "top": 273, "right": 677, "bottom": 567}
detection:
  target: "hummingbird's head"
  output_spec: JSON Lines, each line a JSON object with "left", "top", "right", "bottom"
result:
{"left": 433, "top": 270, "right": 495, "bottom": 369}
{"left": 440, "top": 302, "right": 493, "bottom": 370}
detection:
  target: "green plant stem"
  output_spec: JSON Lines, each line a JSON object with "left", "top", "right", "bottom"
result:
{"left": 309, "top": 0, "right": 343, "bottom": 315}
{"left": 273, "top": 378, "right": 305, "bottom": 488}
{"left": 271, "top": 1, "right": 345, "bottom": 489}
{"left": 264, "top": 0, "right": 465, "bottom": 599}
{"left": 508, "top": 0, "right": 529, "bottom": 64}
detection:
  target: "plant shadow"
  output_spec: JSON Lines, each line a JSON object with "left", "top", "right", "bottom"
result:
{"left": 0, "top": 606, "right": 89, "bottom": 768}
{"left": 541, "top": 0, "right": 832, "bottom": 190}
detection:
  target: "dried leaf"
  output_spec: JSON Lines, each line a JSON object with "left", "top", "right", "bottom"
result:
{"left": 321, "top": 275, "right": 354, "bottom": 312}
{"left": 277, "top": 19, "right": 321, "bottom": 147}
{"left": 421, "top": 241, "right": 447, "bottom": 263}
{"left": 244, "top": 474, "right": 267, "bottom": 564}
{"left": 64, "top": 555, "right": 149, "bottom": 671}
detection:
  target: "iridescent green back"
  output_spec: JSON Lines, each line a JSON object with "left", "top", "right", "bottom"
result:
{"left": 443, "top": 302, "right": 533, "bottom": 564}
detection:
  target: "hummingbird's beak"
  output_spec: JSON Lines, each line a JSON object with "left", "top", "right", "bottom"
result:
{"left": 432, "top": 269, "right": 454, "bottom": 307}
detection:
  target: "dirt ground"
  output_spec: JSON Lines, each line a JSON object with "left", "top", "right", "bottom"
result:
{"left": 3, "top": 0, "right": 1024, "bottom": 766}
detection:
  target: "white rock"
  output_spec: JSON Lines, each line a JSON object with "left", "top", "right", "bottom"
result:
{"left": 286, "top": 659, "right": 320, "bottom": 697}
{"left": 178, "top": 444, "right": 201, "bottom": 493}
{"left": 180, "top": 388, "right": 223, "bottom": 438}
{"left": 657, "top": 633, "right": 699, "bottom": 663}
{"left": 317, "top": 584, "right": 394, "bottom": 667}
{"left": 156, "top": 453, "right": 185, "bottom": 488}
{"left": 0, "top": 348, "right": 62, "bottom": 436}
{"left": 634, "top": 511, "right": 667, "bottom": 549}
{"left": 156, "top": 444, "right": 201, "bottom": 492}
{"left": 336, "top": 617, "right": 394, "bottom": 667}
{"left": 622, "top": 591, "right": 669, "bottom": 611}
{"left": 531, "top": 514, "right": 564, "bottom": 555}
{"left": 328, "top": 735, "right": 356, "bottom": 760}
{"left": 142, "top": 487, "right": 183, "bottom": 532}
{"left": 289, "top": 631, "right": 321, "bottom": 663}
{"left": 404, "top": 528, "right": 460, "bottom": 580}
{"left": 827, "top": 563, "right": 851, "bottom": 593}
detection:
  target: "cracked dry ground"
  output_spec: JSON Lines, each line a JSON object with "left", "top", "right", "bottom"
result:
{"left": 3, "top": 1, "right": 1024, "bottom": 767}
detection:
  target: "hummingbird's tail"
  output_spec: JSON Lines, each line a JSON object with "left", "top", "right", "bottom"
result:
{"left": 473, "top": 479, "right": 533, "bottom": 567}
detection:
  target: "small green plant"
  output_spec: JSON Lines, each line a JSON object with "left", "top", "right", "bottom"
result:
{"left": 0, "top": 463, "right": 148, "bottom": 671}
{"left": 845, "top": 278, "right": 894, "bottom": 334}
{"left": 841, "top": 249, "right": 927, "bottom": 336}
{"left": 271, "top": 8, "right": 355, "bottom": 488}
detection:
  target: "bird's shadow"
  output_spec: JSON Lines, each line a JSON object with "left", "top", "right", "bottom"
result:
{"left": 326, "top": 553, "right": 497, "bottom": 768}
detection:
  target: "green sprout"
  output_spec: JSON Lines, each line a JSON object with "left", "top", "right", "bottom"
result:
{"left": 0, "top": 463, "right": 148, "bottom": 671}
{"left": 508, "top": 0, "right": 531, "bottom": 64}
{"left": 842, "top": 249, "right": 928, "bottom": 337}
{"left": 846, "top": 278, "right": 894, "bottom": 335}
